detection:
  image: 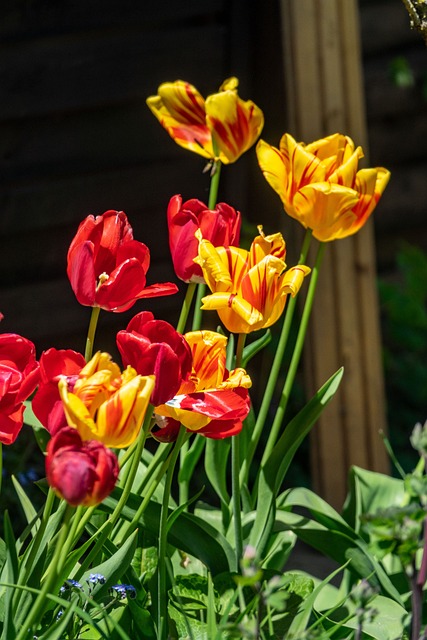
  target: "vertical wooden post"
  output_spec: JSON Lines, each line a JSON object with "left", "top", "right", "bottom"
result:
{"left": 280, "top": 0, "right": 389, "bottom": 508}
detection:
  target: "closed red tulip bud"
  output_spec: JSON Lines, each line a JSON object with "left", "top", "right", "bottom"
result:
{"left": 67, "top": 210, "right": 178, "bottom": 312}
{"left": 46, "top": 427, "right": 119, "bottom": 507}
{"left": 0, "top": 333, "right": 40, "bottom": 444}
{"left": 116, "top": 311, "right": 192, "bottom": 405}
{"left": 167, "top": 195, "right": 241, "bottom": 283}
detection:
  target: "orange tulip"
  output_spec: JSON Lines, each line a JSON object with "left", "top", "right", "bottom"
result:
{"left": 193, "top": 228, "right": 310, "bottom": 334}
{"left": 256, "top": 133, "right": 390, "bottom": 242}
{"left": 58, "top": 352, "right": 154, "bottom": 448}
{"left": 147, "top": 77, "right": 264, "bottom": 164}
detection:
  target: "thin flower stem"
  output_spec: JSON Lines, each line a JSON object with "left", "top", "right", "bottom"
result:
{"left": 158, "top": 426, "right": 188, "bottom": 640}
{"left": 240, "top": 229, "right": 312, "bottom": 485}
{"left": 261, "top": 240, "right": 326, "bottom": 466}
{"left": 208, "top": 159, "right": 222, "bottom": 210}
{"left": 84, "top": 305, "right": 101, "bottom": 361}
{"left": 192, "top": 283, "right": 206, "bottom": 331}
{"left": 232, "top": 432, "right": 243, "bottom": 565}
{"left": 176, "top": 282, "right": 197, "bottom": 334}
{"left": 15, "top": 504, "right": 74, "bottom": 640}
{"left": 235, "top": 333, "right": 246, "bottom": 369}
{"left": 190, "top": 157, "right": 222, "bottom": 333}
{"left": 121, "top": 447, "right": 174, "bottom": 536}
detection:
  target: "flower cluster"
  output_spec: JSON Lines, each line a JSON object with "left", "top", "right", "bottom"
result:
{"left": 0, "top": 77, "right": 389, "bottom": 514}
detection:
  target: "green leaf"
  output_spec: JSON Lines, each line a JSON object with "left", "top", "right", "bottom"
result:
{"left": 178, "top": 435, "right": 205, "bottom": 484}
{"left": 204, "top": 438, "right": 231, "bottom": 507}
{"left": 11, "top": 476, "right": 38, "bottom": 534}
{"left": 249, "top": 368, "right": 344, "bottom": 555}
{"left": 78, "top": 530, "right": 139, "bottom": 601}
{"left": 23, "top": 400, "right": 50, "bottom": 451}
{"left": 333, "top": 594, "right": 407, "bottom": 640}
{"left": 342, "top": 466, "right": 405, "bottom": 533}
{"left": 274, "top": 500, "right": 404, "bottom": 606}
{"left": 242, "top": 329, "right": 271, "bottom": 368}
{"left": 1, "top": 512, "right": 18, "bottom": 638}
{"left": 101, "top": 489, "right": 236, "bottom": 574}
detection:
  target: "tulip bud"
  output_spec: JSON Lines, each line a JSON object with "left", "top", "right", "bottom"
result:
{"left": 46, "top": 427, "right": 119, "bottom": 506}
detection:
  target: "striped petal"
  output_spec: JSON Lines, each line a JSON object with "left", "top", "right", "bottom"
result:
{"left": 96, "top": 374, "right": 155, "bottom": 448}
{"left": 293, "top": 183, "right": 359, "bottom": 241}
{"left": 147, "top": 81, "right": 213, "bottom": 158}
{"left": 206, "top": 86, "right": 264, "bottom": 163}
{"left": 350, "top": 167, "right": 391, "bottom": 233}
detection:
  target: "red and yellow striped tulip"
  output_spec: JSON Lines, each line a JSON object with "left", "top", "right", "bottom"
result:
{"left": 147, "top": 77, "right": 264, "bottom": 164}
{"left": 256, "top": 133, "right": 390, "bottom": 242}
{"left": 193, "top": 229, "right": 310, "bottom": 334}
{"left": 58, "top": 352, "right": 154, "bottom": 448}
{"left": 154, "top": 331, "right": 251, "bottom": 439}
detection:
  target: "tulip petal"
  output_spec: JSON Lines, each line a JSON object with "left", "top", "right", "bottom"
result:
{"left": 206, "top": 90, "right": 264, "bottom": 163}
{"left": 293, "top": 183, "right": 359, "bottom": 242}
{"left": 147, "top": 81, "right": 213, "bottom": 158}
{"left": 67, "top": 240, "right": 97, "bottom": 306}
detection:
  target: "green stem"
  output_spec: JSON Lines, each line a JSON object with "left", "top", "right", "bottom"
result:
{"left": 120, "top": 446, "right": 174, "bottom": 539}
{"left": 158, "top": 426, "right": 188, "bottom": 639}
{"left": 240, "top": 229, "right": 312, "bottom": 485}
{"left": 190, "top": 157, "right": 222, "bottom": 333}
{"left": 208, "top": 159, "right": 222, "bottom": 210}
{"left": 235, "top": 333, "right": 246, "bottom": 369}
{"left": 232, "top": 432, "right": 243, "bottom": 565}
{"left": 192, "top": 283, "right": 206, "bottom": 331}
{"left": 16, "top": 504, "right": 74, "bottom": 640}
{"left": 179, "top": 440, "right": 190, "bottom": 506}
{"left": 176, "top": 282, "right": 197, "bottom": 334}
{"left": 261, "top": 240, "right": 326, "bottom": 465}
{"left": 85, "top": 306, "right": 101, "bottom": 361}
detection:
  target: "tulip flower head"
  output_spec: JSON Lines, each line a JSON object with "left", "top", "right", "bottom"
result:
{"left": 167, "top": 195, "right": 241, "bottom": 283}
{"left": 147, "top": 77, "right": 264, "bottom": 164}
{"left": 32, "top": 348, "right": 87, "bottom": 436}
{"left": 58, "top": 352, "right": 155, "bottom": 448}
{"left": 0, "top": 333, "right": 40, "bottom": 444}
{"left": 67, "top": 210, "right": 178, "bottom": 312}
{"left": 116, "top": 311, "right": 192, "bottom": 406}
{"left": 154, "top": 330, "right": 251, "bottom": 440}
{"left": 193, "top": 228, "right": 310, "bottom": 334}
{"left": 46, "top": 427, "right": 119, "bottom": 506}
{"left": 256, "top": 133, "right": 390, "bottom": 242}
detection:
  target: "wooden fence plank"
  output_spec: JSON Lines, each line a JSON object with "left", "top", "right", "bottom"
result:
{"left": 280, "top": 0, "right": 389, "bottom": 508}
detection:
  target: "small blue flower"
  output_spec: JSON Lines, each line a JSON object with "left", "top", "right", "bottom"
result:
{"left": 110, "top": 584, "right": 137, "bottom": 600}
{"left": 60, "top": 579, "right": 82, "bottom": 594}
{"left": 87, "top": 573, "right": 105, "bottom": 585}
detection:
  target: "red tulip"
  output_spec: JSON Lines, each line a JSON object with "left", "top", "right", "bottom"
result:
{"left": 46, "top": 427, "right": 119, "bottom": 506}
{"left": 32, "top": 348, "right": 86, "bottom": 436}
{"left": 67, "top": 210, "right": 178, "bottom": 312}
{"left": 116, "top": 311, "right": 192, "bottom": 406}
{"left": 167, "top": 195, "right": 241, "bottom": 283}
{"left": 0, "top": 334, "right": 40, "bottom": 444}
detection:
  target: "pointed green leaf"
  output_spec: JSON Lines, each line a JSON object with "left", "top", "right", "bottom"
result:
{"left": 249, "top": 368, "right": 344, "bottom": 554}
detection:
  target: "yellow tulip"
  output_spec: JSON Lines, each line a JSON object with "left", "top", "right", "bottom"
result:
{"left": 58, "top": 352, "right": 155, "bottom": 448}
{"left": 147, "top": 77, "right": 264, "bottom": 164}
{"left": 193, "top": 228, "right": 310, "bottom": 334}
{"left": 256, "top": 132, "right": 390, "bottom": 242}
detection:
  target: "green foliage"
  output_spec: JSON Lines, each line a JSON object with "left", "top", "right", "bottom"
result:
{"left": 379, "top": 243, "right": 427, "bottom": 471}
